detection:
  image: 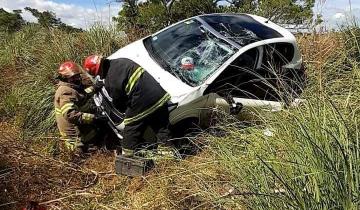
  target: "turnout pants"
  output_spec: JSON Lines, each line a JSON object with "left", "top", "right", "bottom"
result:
{"left": 123, "top": 105, "right": 171, "bottom": 150}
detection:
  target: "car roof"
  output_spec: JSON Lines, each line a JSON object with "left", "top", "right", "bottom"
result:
{"left": 197, "top": 13, "right": 283, "bottom": 39}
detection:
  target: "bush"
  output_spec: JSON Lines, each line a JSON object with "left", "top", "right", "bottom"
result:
{"left": 0, "top": 25, "right": 128, "bottom": 136}
{"left": 341, "top": 24, "right": 360, "bottom": 63}
{"left": 0, "top": 18, "right": 359, "bottom": 209}
{"left": 207, "top": 26, "right": 360, "bottom": 209}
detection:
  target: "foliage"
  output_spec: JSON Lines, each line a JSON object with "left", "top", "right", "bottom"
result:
{"left": 0, "top": 24, "right": 127, "bottom": 136}
{"left": 114, "top": 0, "right": 316, "bottom": 33}
{"left": 0, "top": 8, "right": 25, "bottom": 33}
{"left": 1, "top": 1, "right": 359, "bottom": 209}
{"left": 171, "top": 0, "right": 219, "bottom": 22}
{"left": 225, "top": 0, "right": 315, "bottom": 24}
{"left": 341, "top": 26, "right": 360, "bottom": 63}
{"left": 207, "top": 28, "right": 360, "bottom": 209}
{"left": 0, "top": 7, "right": 82, "bottom": 33}
{"left": 24, "top": 7, "right": 82, "bottom": 32}
{"left": 136, "top": 1, "right": 168, "bottom": 32}
{"left": 113, "top": 0, "right": 140, "bottom": 31}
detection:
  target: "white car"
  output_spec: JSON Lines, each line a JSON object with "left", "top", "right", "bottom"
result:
{"left": 108, "top": 13, "right": 304, "bottom": 107}
{"left": 97, "top": 13, "right": 305, "bottom": 140}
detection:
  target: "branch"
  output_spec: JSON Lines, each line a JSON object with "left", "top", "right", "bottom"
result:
{"left": 167, "top": 0, "right": 176, "bottom": 8}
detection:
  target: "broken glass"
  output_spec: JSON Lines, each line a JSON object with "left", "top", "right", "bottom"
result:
{"left": 172, "top": 37, "right": 235, "bottom": 86}
{"left": 201, "top": 15, "right": 283, "bottom": 46}
{"left": 145, "top": 19, "right": 236, "bottom": 87}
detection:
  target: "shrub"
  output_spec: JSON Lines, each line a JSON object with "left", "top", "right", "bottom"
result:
{"left": 208, "top": 26, "right": 360, "bottom": 209}
{"left": 0, "top": 25, "right": 128, "bottom": 136}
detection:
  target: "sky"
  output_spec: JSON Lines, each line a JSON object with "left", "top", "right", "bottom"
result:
{"left": 0, "top": 0, "right": 122, "bottom": 28}
{"left": 0, "top": 0, "right": 359, "bottom": 29}
{"left": 314, "top": 0, "right": 360, "bottom": 28}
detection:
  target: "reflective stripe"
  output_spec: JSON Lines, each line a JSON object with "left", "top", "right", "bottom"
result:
{"left": 55, "top": 107, "right": 61, "bottom": 116}
{"left": 60, "top": 103, "right": 77, "bottom": 116}
{"left": 82, "top": 113, "right": 94, "bottom": 124}
{"left": 125, "top": 67, "right": 144, "bottom": 95}
{"left": 64, "top": 138, "right": 82, "bottom": 151}
{"left": 85, "top": 86, "right": 95, "bottom": 94}
{"left": 124, "top": 93, "right": 171, "bottom": 125}
{"left": 59, "top": 131, "right": 67, "bottom": 137}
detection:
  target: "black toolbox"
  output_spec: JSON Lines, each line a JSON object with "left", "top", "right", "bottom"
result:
{"left": 115, "top": 155, "right": 154, "bottom": 176}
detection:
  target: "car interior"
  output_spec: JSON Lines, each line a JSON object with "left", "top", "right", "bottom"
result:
{"left": 205, "top": 42, "right": 303, "bottom": 102}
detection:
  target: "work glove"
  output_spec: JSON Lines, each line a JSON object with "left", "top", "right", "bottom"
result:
{"left": 65, "top": 139, "right": 83, "bottom": 152}
{"left": 93, "top": 79, "right": 105, "bottom": 92}
{"left": 84, "top": 80, "right": 104, "bottom": 94}
{"left": 94, "top": 113, "right": 108, "bottom": 123}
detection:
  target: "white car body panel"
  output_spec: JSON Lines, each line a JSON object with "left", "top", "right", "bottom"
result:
{"left": 107, "top": 14, "right": 303, "bottom": 108}
{"left": 107, "top": 40, "right": 196, "bottom": 104}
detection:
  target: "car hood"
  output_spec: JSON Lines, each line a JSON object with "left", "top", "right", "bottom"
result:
{"left": 107, "top": 39, "right": 196, "bottom": 104}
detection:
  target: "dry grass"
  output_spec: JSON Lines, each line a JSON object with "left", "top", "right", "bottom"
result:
{"left": 1, "top": 25, "right": 359, "bottom": 209}
{"left": 0, "top": 129, "right": 235, "bottom": 209}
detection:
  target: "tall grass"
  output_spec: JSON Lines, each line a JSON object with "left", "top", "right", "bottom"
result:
{"left": 1, "top": 19, "right": 360, "bottom": 209}
{"left": 207, "top": 26, "right": 360, "bottom": 209}
{"left": 0, "top": 24, "right": 128, "bottom": 136}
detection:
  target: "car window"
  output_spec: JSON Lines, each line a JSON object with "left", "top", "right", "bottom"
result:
{"left": 205, "top": 43, "right": 299, "bottom": 101}
{"left": 144, "top": 19, "right": 237, "bottom": 87}
{"left": 201, "top": 15, "right": 283, "bottom": 47}
{"left": 205, "top": 47, "right": 280, "bottom": 100}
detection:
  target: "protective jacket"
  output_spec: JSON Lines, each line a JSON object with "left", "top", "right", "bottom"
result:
{"left": 100, "top": 58, "right": 171, "bottom": 125}
{"left": 54, "top": 81, "right": 96, "bottom": 143}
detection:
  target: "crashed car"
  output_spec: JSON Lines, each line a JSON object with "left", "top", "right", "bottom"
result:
{"left": 95, "top": 13, "right": 305, "bottom": 141}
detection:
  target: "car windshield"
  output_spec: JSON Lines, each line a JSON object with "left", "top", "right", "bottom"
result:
{"left": 201, "top": 15, "right": 283, "bottom": 46}
{"left": 144, "top": 19, "right": 237, "bottom": 87}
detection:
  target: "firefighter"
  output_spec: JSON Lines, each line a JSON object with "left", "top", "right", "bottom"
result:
{"left": 54, "top": 61, "right": 106, "bottom": 153}
{"left": 83, "top": 55, "right": 176, "bottom": 158}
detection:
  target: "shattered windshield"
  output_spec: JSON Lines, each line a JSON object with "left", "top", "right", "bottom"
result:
{"left": 201, "top": 15, "right": 283, "bottom": 46}
{"left": 144, "top": 19, "right": 237, "bottom": 87}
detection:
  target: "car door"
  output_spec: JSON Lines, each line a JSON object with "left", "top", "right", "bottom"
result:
{"left": 204, "top": 46, "right": 286, "bottom": 113}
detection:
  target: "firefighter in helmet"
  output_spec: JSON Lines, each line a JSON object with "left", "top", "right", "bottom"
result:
{"left": 83, "top": 55, "right": 176, "bottom": 158}
{"left": 54, "top": 61, "right": 106, "bottom": 153}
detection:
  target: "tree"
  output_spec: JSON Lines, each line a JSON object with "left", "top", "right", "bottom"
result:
{"left": 114, "top": 0, "right": 219, "bottom": 33}
{"left": 24, "top": 7, "right": 82, "bottom": 32}
{"left": 114, "top": 0, "right": 316, "bottom": 33}
{"left": 0, "top": 8, "right": 25, "bottom": 33}
{"left": 136, "top": 1, "right": 168, "bottom": 32}
{"left": 171, "top": 0, "right": 219, "bottom": 21}
{"left": 224, "top": 0, "right": 316, "bottom": 25}
{"left": 112, "top": 0, "right": 140, "bottom": 31}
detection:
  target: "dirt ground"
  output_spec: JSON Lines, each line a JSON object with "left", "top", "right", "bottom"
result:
{"left": 0, "top": 121, "right": 126, "bottom": 210}
{"left": 0, "top": 121, "right": 233, "bottom": 210}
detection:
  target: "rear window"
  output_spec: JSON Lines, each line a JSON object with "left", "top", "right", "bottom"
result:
{"left": 201, "top": 14, "right": 283, "bottom": 46}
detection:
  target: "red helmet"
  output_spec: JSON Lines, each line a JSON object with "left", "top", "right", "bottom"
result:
{"left": 83, "top": 55, "right": 101, "bottom": 76}
{"left": 58, "top": 61, "right": 81, "bottom": 78}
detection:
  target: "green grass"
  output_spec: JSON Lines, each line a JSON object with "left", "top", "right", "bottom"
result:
{"left": 0, "top": 24, "right": 129, "bottom": 136}
{"left": 206, "top": 26, "right": 360, "bottom": 209}
{"left": 0, "top": 22, "right": 359, "bottom": 209}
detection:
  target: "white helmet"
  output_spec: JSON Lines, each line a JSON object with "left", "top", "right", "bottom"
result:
{"left": 181, "top": 56, "right": 194, "bottom": 71}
